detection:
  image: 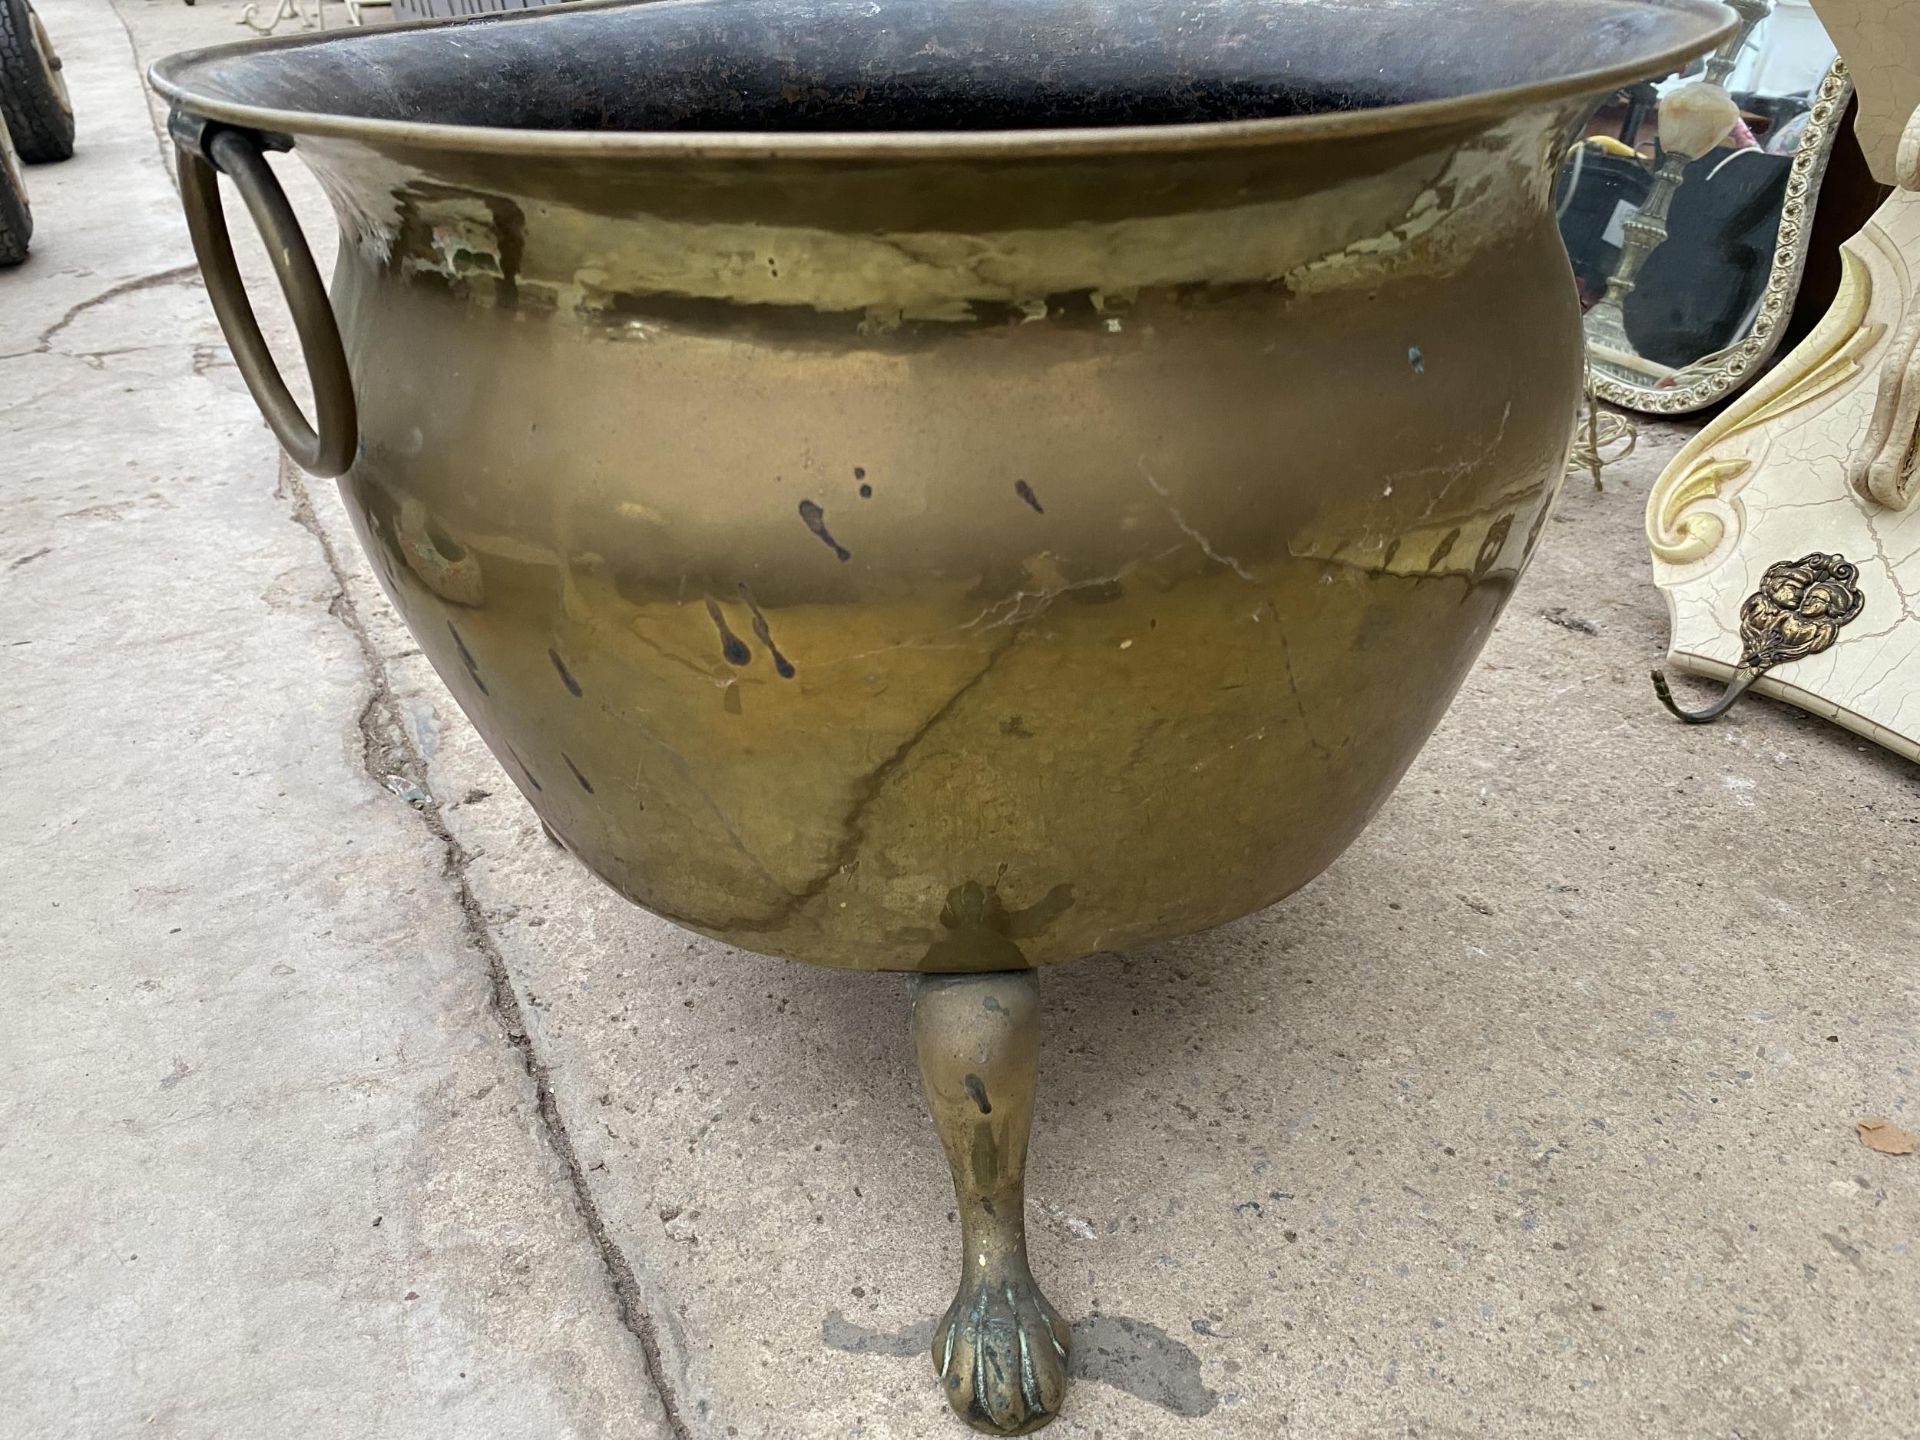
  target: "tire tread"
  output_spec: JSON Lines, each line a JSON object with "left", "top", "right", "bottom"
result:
{"left": 0, "top": 0, "right": 74, "bottom": 165}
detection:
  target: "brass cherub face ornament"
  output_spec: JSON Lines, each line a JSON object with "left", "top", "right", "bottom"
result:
{"left": 1655, "top": 553, "right": 1867, "bottom": 723}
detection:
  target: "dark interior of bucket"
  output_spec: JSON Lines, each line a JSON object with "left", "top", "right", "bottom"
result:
{"left": 163, "top": 0, "right": 1715, "bottom": 134}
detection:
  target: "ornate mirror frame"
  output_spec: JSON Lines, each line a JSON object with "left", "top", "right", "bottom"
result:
{"left": 1591, "top": 58, "right": 1856, "bottom": 416}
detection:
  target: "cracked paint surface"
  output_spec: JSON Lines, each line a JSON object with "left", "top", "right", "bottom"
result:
{"left": 1655, "top": 183, "right": 1920, "bottom": 760}
{"left": 1816, "top": 0, "right": 1920, "bottom": 183}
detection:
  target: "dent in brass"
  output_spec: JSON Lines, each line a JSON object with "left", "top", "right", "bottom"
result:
{"left": 911, "top": 970, "right": 1068, "bottom": 1435}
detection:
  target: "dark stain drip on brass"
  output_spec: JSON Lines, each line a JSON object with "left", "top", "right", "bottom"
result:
{"left": 548, "top": 647, "right": 583, "bottom": 696}
{"left": 859, "top": 483, "right": 873, "bottom": 498}
{"left": 483, "top": 194, "right": 526, "bottom": 308}
{"left": 1014, "top": 479, "right": 1045, "bottom": 514}
{"left": 562, "top": 752, "right": 595, "bottom": 793}
{"left": 1654, "top": 552, "right": 1866, "bottom": 724}
{"left": 1470, "top": 513, "right": 1514, "bottom": 585}
{"left": 963, "top": 1073, "right": 991, "bottom": 1114}
{"left": 854, "top": 466, "right": 867, "bottom": 479}
{"left": 505, "top": 743, "right": 541, "bottom": 792}
{"left": 798, "top": 498, "right": 851, "bottom": 561}
{"left": 706, "top": 599, "right": 752, "bottom": 666}
{"left": 738, "top": 581, "right": 797, "bottom": 678}
{"left": 447, "top": 620, "right": 488, "bottom": 695}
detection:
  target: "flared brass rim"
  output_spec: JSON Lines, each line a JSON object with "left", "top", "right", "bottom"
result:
{"left": 148, "top": 0, "right": 1737, "bottom": 162}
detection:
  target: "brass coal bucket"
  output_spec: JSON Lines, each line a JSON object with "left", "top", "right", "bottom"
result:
{"left": 151, "top": 0, "right": 1731, "bottom": 1429}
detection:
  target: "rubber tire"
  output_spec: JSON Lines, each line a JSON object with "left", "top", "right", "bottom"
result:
{"left": 0, "top": 117, "right": 31, "bottom": 266}
{"left": 0, "top": 0, "right": 74, "bottom": 165}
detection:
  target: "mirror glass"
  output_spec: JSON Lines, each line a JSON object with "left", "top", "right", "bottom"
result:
{"left": 1555, "top": 0, "right": 1845, "bottom": 410}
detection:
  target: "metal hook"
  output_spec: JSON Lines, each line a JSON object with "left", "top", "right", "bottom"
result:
{"left": 1652, "top": 552, "right": 1866, "bottom": 729}
{"left": 1650, "top": 665, "right": 1761, "bottom": 724}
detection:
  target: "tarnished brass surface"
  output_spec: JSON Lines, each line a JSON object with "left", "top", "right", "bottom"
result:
{"left": 153, "top": 2, "right": 1735, "bottom": 1430}
{"left": 151, "top": 0, "right": 1732, "bottom": 975}
{"left": 329, "top": 152, "right": 1576, "bottom": 973}
{"left": 151, "top": 0, "right": 1736, "bottom": 975}
{"left": 912, "top": 966, "right": 1067, "bottom": 1434}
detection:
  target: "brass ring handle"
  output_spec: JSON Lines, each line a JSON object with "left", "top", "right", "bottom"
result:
{"left": 174, "top": 120, "right": 357, "bottom": 477}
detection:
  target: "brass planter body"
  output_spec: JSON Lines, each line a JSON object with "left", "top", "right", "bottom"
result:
{"left": 152, "top": 1, "right": 1731, "bottom": 978}
{"left": 339, "top": 130, "right": 1583, "bottom": 975}
{"left": 155, "top": 3, "right": 1734, "bottom": 1430}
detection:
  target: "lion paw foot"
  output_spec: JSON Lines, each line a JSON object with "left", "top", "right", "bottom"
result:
{"left": 931, "top": 1271, "right": 1071, "bottom": 1435}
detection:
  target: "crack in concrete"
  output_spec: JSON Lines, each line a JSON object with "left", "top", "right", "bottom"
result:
{"left": 116, "top": 1, "right": 695, "bottom": 1428}
{"left": 12, "top": 263, "right": 201, "bottom": 360}
{"left": 276, "top": 460, "right": 696, "bottom": 1440}
{"left": 120, "top": 24, "right": 694, "bottom": 1421}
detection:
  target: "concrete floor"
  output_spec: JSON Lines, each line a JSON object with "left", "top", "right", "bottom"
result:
{"left": 4, "top": 3, "right": 1916, "bottom": 1438}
